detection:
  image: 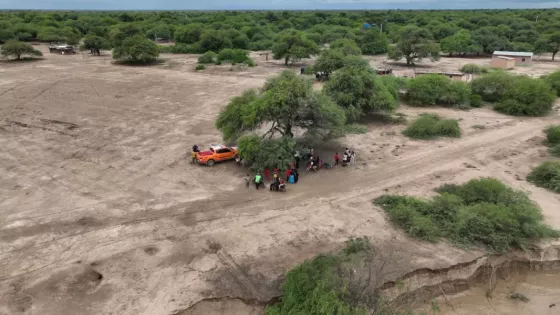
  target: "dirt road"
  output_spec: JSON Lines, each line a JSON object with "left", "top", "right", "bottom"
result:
{"left": 1, "top": 48, "right": 560, "bottom": 315}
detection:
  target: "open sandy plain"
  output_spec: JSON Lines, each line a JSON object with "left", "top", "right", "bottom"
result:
{"left": 1, "top": 47, "right": 560, "bottom": 315}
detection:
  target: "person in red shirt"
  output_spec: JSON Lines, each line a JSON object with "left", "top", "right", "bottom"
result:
{"left": 285, "top": 168, "right": 292, "bottom": 180}
{"left": 264, "top": 168, "right": 270, "bottom": 182}
{"left": 334, "top": 152, "right": 340, "bottom": 166}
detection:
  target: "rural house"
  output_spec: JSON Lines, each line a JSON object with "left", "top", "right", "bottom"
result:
{"left": 490, "top": 56, "right": 516, "bottom": 70}
{"left": 492, "top": 51, "right": 533, "bottom": 66}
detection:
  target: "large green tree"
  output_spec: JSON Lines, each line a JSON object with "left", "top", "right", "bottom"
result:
{"left": 535, "top": 32, "right": 560, "bottom": 60}
{"left": 1, "top": 40, "right": 43, "bottom": 60}
{"left": 388, "top": 25, "right": 440, "bottom": 65}
{"left": 216, "top": 71, "right": 345, "bottom": 168}
{"left": 324, "top": 66, "right": 398, "bottom": 121}
{"left": 272, "top": 30, "right": 319, "bottom": 66}
{"left": 83, "top": 34, "right": 105, "bottom": 55}
{"left": 112, "top": 35, "right": 159, "bottom": 63}
{"left": 312, "top": 49, "right": 345, "bottom": 79}
{"left": 358, "top": 28, "right": 389, "bottom": 55}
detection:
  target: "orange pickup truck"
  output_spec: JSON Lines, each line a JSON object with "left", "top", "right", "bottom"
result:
{"left": 196, "top": 144, "right": 238, "bottom": 166}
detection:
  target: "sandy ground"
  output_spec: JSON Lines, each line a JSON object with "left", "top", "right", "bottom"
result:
{"left": 1, "top": 47, "right": 560, "bottom": 315}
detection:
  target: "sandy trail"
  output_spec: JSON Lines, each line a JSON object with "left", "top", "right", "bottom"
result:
{"left": 1, "top": 48, "right": 559, "bottom": 315}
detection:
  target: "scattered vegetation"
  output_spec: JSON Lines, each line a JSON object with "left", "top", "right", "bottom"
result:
{"left": 459, "top": 63, "right": 488, "bottom": 74}
{"left": 195, "top": 64, "right": 205, "bottom": 71}
{"left": 508, "top": 292, "right": 530, "bottom": 302}
{"left": 198, "top": 51, "right": 217, "bottom": 64}
{"left": 403, "top": 114, "right": 461, "bottom": 139}
{"left": 344, "top": 123, "right": 369, "bottom": 135}
{"left": 471, "top": 124, "right": 486, "bottom": 130}
{"left": 0, "top": 40, "right": 42, "bottom": 60}
{"left": 217, "top": 48, "right": 252, "bottom": 64}
{"left": 406, "top": 74, "right": 471, "bottom": 107}
{"left": 527, "top": 161, "right": 560, "bottom": 193}
{"left": 374, "top": 178, "right": 559, "bottom": 252}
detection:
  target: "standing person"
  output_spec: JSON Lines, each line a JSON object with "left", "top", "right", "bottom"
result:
{"left": 294, "top": 151, "right": 301, "bottom": 169}
{"left": 310, "top": 147, "right": 314, "bottom": 157}
{"left": 245, "top": 174, "right": 250, "bottom": 188}
{"left": 235, "top": 155, "right": 241, "bottom": 167}
{"left": 345, "top": 147, "right": 350, "bottom": 157}
{"left": 294, "top": 169, "right": 299, "bottom": 183}
{"left": 191, "top": 144, "right": 200, "bottom": 164}
{"left": 334, "top": 152, "right": 340, "bottom": 167}
{"left": 285, "top": 168, "right": 292, "bottom": 181}
{"left": 350, "top": 151, "right": 356, "bottom": 164}
{"left": 254, "top": 172, "right": 263, "bottom": 190}
{"left": 342, "top": 152, "right": 348, "bottom": 167}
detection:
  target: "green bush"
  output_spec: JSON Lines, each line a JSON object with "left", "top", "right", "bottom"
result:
{"left": 374, "top": 178, "right": 559, "bottom": 252}
{"left": 198, "top": 51, "right": 217, "bottom": 64}
{"left": 460, "top": 63, "right": 487, "bottom": 74}
{"left": 469, "top": 94, "right": 482, "bottom": 108}
{"left": 217, "top": 48, "right": 250, "bottom": 63}
{"left": 545, "top": 125, "right": 560, "bottom": 145}
{"left": 403, "top": 114, "right": 461, "bottom": 139}
{"left": 542, "top": 70, "right": 560, "bottom": 96}
{"left": 265, "top": 238, "right": 373, "bottom": 315}
{"left": 527, "top": 161, "right": 560, "bottom": 193}
{"left": 471, "top": 71, "right": 512, "bottom": 102}
{"left": 493, "top": 76, "right": 556, "bottom": 116}
{"left": 406, "top": 74, "right": 470, "bottom": 107}
{"left": 551, "top": 145, "right": 560, "bottom": 157}
{"left": 195, "top": 64, "right": 205, "bottom": 71}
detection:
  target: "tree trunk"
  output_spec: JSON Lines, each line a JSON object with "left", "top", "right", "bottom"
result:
{"left": 284, "top": 57, "right": 289, "bottom": 66}
{"left": 16, "top": 54, "right": 21, "bottom": 60}
{"left": 553, "top": 51, "right": 557, "bottom": 61}
{"left": 285, "top": 124, "right": 293, "bottom": 138}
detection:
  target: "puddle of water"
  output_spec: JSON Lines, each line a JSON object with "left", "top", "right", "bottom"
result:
{"left": 419, "top": 270, "right": 560, "bottom": 315}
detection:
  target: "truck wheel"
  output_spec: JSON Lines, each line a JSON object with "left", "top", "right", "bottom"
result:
{"left": 207, "top": 159, "right": 215, "bottom": 166}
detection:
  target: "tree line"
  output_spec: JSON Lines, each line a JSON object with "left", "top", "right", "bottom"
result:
{"left": 1, "top": 10, "right": 560, "bottom": 62}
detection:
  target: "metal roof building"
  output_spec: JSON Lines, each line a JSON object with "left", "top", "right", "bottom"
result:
{"left": 492, "top": 51, "right": 533, "bottom": 66}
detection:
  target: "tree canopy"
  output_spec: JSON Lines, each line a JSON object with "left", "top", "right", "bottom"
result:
{"left": 324, "top": 66, "right": 398, "bottom": 121}
{"left": 112, "top": 35, "right": 159, "bottom": 63}
{"left": 388, "top": 25, "right": 440, "bottom": 65}
{"left": 83, "top": 34, "right": 105, "bottom": 55}
{"left": 272, "top": 30, "right": 319, "bottom": 65}
{"left": 0, "top": 40, "right": 42, "bottom": 60}
{"left": 216, "top": 70, "right": 346, "bottom": 169}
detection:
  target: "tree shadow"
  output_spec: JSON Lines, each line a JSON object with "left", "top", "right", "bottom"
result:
{"left": 111, "top": 58, "right": 166, "bottom": 67}
{"left": 0, "top": 57, "right": 45, "bottom": 64}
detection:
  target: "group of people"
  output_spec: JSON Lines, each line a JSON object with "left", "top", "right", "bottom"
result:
{"left": 247, "top": 167, "right": 300, "bottom": 191}
{"left": 334, "top": 148, "right": 356, "bottom": 167}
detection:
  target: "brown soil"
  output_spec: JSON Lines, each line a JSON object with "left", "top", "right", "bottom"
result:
{"left": 1, "top": 46, "right": 560, "bottom": 315}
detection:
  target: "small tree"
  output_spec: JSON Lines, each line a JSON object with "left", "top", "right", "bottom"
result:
{"left": 312, "top": 49, "right": 345, "bottom": 79}
{"left": 440, "top": 30, "right": 482, "bottom": 56}
{"left": 0, "top": 40, "right": 42, "bottom": 60}
{"left": 359, "top": 28, "right": 389, "bottom": 55}
{"left": 83, "top": 34, "right": 105, "bottom": 56}
{"left": 471, "top": 71, "right": 513, "bottom": 102}
{"left": 388, "top": 25, "right": 440, "bottom": 65}
{"left": 112, "top": 35, "right": 159, "bottom": 64}
{"left": 272, "top": 30, "right": 319, "bottom": 66}
{"left": 406, "top": 74, "right": 471, "bottom": 107}
{"left": 324, "top": 66, "right": 397, "bottom": 121}
{"left": 535, "top": 32, "right": 560, "bottom": 60}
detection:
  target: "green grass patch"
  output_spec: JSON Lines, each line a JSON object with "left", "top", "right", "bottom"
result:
{"left": 402, "top": 114, "right": 461, "bottom": 140}
{"left": 374, "top": 178, "right": 559, "bottom": 252}
{"left": 527, "top": 161, "right": 560, "bottom": 193}
{"left": 460, "top": 63, "right": 488, "bottom": 74}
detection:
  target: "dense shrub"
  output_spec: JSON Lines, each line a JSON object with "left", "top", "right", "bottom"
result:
{"left": 406, "top": 74, "right": 470, "bottom": 107}
{"left": 469, "top": 94, "right": 483, "bottom": 108}
{"left": 198, "top": 51, "right": 217, "bottom": 64}
{"left": 459, "top": 63, "right": 488, "bottom": 74}
{"left": 217, "top": 48, "right": 251, "bottom": 63}
{"left": 195, "top": 64, "right": 205, "bottom": 71}
{"left": 112, "top": 35, "right": 159, "bottom": 64}
{"left": 402, "top": 113, "right": 461, "bottom": 139}
{"left": 493, "top": 76, "right": 556, "bottom": 116}
{"left": 542, "top": 71, "right": 560, "bottom": 96}
{"left": 546, "top": 125, "right": 560, "bottom": 145}
{"left": 527, "top": 161, "right": 560, "bottom": 193}
{"left": 471, "top": 71, "right": 512, "bottom": 102}
{"left": 551, "top": 145, "right": 560, "bottom": 157}
{"left": 375, "top": 178, "right": 559, "bottom": 252}
{"left": 266, "top": 237, "right": 374, "bottom": 315}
